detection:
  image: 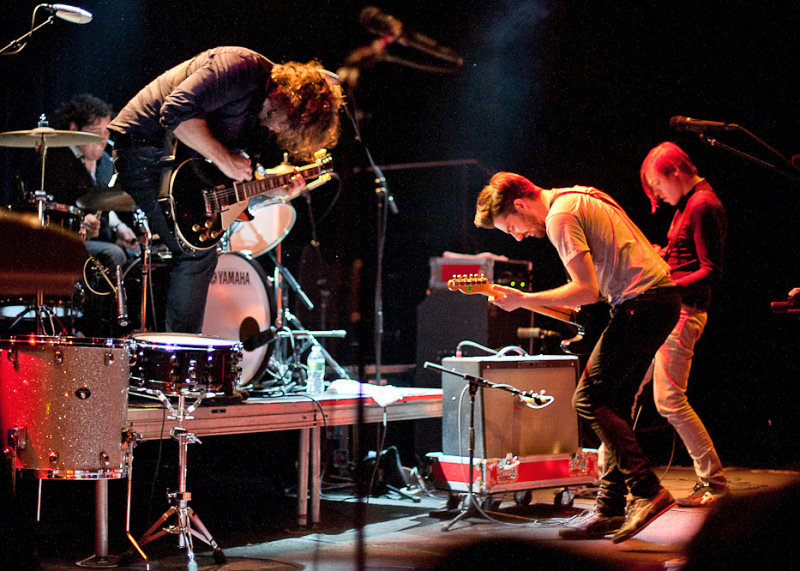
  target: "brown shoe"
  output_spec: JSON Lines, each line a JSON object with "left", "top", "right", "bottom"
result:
{"left": 611, "top": 488, "right": 675, "bottom": 543}
{"left": 676, "top": 481, "right": 730, "bottom": 507}
{"left": 559, "top": 509, "right": 626, "bottom": 540}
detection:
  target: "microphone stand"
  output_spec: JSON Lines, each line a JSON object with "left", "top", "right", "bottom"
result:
{"left": 423, "top": 361, "right": 552, "bottom": 530}
{"left": 0, "top": 8, "right": 56, "bottom": 56}
{"left": 697, "top": 127, "right": 800, "bottom": 183}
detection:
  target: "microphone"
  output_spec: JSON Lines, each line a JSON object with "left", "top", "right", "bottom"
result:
{"left": 669, "top": 116, "right": 739, "bottom": 133}
{"left": 359, "top": 6, "right": 463, "bottom": 66}
{"left": 517, "top": 327, "right": 561, "bottom": 340}
{"left": 43, "top": 4, "right": 93, "bottom": 24}
{"left": 239, "top": 326, "right": 278, "bottom": 351}
{"left": 116, "top": 266, "right": 129, "bottom": 327}
{"left": 518, "top": 391, "right": 554, "bottom": 407}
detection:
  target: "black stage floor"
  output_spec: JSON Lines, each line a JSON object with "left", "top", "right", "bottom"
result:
{"left": 18, "top": 464, "right": 800, "bottom": 570}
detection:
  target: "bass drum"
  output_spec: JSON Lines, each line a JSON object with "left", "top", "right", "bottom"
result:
{"left": 202, "top": 252, "right": 273, "bottom": 385}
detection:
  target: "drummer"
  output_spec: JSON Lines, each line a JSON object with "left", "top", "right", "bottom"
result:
{"left": 44, "top": 93, "right": 138, "bottom": 266}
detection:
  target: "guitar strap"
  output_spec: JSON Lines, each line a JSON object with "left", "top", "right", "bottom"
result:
{"left": 157, "top": 57, "right": 196, "bottom": 200}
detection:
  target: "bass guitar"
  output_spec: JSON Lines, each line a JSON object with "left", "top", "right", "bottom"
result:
{"left": 166, "top": 150, "right": 333, "bottom": 253}
{"left": 446, "top": 274, "right": 608, "bottom": 355}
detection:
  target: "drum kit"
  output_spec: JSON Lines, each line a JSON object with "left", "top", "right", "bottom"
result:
{"left": 0, "top": 125, "right": 345, "bottom": 566}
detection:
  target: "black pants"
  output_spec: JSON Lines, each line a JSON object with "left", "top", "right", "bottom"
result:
{"left": 573, "top": 288, "right": 681, "bottom": 514}
{"left": 112, "top": 144, "right": 217, "bottom": 333}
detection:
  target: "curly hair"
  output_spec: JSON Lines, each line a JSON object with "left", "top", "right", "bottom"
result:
{"left": 52, "top": 93, "right": 113, "bottom": 131}
{"left": 474, "top": 172, "right": 540, "bottom": 229}
{"left": 640, "top": 141, "right": 698, "bottom": 213}
{"left": 270, "top": 61, "right": 344, "bottom": 160}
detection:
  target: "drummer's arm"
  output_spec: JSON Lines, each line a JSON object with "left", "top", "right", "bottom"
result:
{"left": 109, "top": 211, "right": 138, "bottom": 249}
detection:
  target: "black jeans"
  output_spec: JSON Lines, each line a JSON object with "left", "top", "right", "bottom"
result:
{"left": 112, "top": 144, "right": 217, "bottom": 333}
{"left": 573, "top": 287, "right": 681, "bottom": 514}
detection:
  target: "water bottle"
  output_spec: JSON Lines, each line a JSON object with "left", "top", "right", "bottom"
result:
{"left": 306, "top": 345, "right": 325, "bottom": 394}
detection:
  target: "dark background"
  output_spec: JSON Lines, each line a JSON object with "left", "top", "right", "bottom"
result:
{"left": 1, "top": 1, "right": 799, "bottom": 469}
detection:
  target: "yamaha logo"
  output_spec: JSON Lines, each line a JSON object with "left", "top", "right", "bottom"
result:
{"left": 211, "top": 270, "right": 251, "bottom": 286}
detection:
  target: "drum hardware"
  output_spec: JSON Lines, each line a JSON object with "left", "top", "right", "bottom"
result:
{"left": 75, "top": 190, "right": 138, "bottom": 213}
{"left": 134, "top": 390, "right": 227, "bottom": 567}
{"left": 265, "top": 246, "right": 354, "bottom": 393}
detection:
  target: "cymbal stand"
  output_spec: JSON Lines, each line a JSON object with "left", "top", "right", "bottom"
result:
{"left": 133, "top": 209, "right": 152, "bottom": 332}
{"left": 267, "top": 248, "right": 352, "bottom": 382}
{"left": 136, "top": 390, "right": 226, "bottom": 568}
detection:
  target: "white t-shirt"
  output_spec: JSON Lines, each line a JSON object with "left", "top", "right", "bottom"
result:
{"left": 545, "top": 186, "right": 672, "bottom": 306}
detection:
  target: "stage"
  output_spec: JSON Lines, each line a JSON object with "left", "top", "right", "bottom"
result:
{"left": 30, "top": 464, "right": 800, "bottom": 570}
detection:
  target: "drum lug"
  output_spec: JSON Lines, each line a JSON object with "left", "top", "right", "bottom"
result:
{"left": 99, "top": 451, "right": 111, "bottom": 467}
{"left": 6, "top": 348, "right": 19, "bottom": 372}
{"left": 48, "top": 450, "right": 59, "bottom": 465}
{"left": 53, "top": 349, "right": 63, "bottom": 365}
{"left": 7, "top": 426, "right": 27, "bottom": 451}
{"left": 104, "top": 351, "right": 115, "bottom": 366}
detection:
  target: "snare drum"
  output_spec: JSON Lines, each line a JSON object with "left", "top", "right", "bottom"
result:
{"left": 128, "top": 333, "right": 242, "bottom": 396}
{"left": 24, "top": 200, "right": 83, "bottom": 234}
{"left": 0, "top": 336, "right": 131, "bottom": 479}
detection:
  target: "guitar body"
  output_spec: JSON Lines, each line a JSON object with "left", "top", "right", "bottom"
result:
{"left": 165, "top": 150, "right": 333, "bottom": 254}
{"left": 168, "top": 157, "right": 230, "bottom": 253}
{"left": 560, "top": 301, "right": 610, "bottom": 356}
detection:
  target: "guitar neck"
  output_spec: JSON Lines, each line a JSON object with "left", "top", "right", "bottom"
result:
{"left": 214, "top": 163, "right": 324, "bottom": 209}
{"left": 447, "top": 279, "right": 577, "bottom": 325}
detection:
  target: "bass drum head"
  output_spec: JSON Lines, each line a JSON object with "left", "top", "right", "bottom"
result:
{"left": 227, "top": 201, "right": 296, "bottom": 258}
{"left": 202, "top": 252, "right": 272, "bottom": 385}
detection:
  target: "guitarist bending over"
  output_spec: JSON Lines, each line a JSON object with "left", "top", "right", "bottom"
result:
{"left": 108, "top": 46, "right": 344, "bottom": 332}
{"left": 474, "top": 172, "right": 680, "bottom": 543}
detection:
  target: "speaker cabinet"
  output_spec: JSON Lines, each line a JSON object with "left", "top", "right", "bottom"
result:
{"left": 441, "top": 355, "right": 580, "bottom": 458}
{"left": 415, "top": 290, "right": 533, "bottom": 388}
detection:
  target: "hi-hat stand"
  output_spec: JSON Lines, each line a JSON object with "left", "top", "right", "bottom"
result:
{"left": 423, "top": 361, "right": 554, "bottom": 531}
{"left": 134, "top": 390, "right": 226, "bottom": 569}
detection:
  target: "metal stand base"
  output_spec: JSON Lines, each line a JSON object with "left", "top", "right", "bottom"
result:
{"left": 136, "top": 394, "right": 226, "bottom": 569}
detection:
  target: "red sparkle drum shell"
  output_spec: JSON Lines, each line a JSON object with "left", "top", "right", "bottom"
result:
{"left": 202, "top": 252, "right": 273, "bottom": 385}
{"left": 0, "top": 336, "right": 130, "bottom": 479}
{"left": 128, "top": 332, "right": 242, "bottom": 396}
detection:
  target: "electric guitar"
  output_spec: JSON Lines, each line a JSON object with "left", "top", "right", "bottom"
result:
{"left": 165, "top": 150, "right": 333, "bottom": 253}
{"left": 446, "top": 274, "right": 609, "bottom": 355}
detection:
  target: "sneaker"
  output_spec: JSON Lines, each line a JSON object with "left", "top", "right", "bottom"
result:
{"left": 676, "top": 481, "right": 730, "bottom": 507}
{"left": 559, "top": 509, "right": 626, "bottom": 540}
{"left": 611, "top": 488, "right": 675, "bottom": 543}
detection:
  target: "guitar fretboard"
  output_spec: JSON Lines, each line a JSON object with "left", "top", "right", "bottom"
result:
{"left": 205, "top": 163, "right": 324, "bottom": 212}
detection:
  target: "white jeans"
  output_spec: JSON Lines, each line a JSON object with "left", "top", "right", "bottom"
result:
{"left": 648, "top": 304, "right": 727, "bottom": 488}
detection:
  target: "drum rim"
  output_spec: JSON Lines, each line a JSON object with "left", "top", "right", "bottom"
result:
{"left": 0, "top": 335, "right": 130, "bottom": 348}
{"left": 128, "top": 331, "right": 242, "bottom": 349}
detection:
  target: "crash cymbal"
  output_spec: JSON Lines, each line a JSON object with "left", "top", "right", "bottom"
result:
{"left": 0, "top": 127, "right": 103, "bottom": 148}
{"left": 76, "top": 190, "right": 137, "bottom": 212}
{"left": 0, "top": 210, "right": 85, "bottom": 297}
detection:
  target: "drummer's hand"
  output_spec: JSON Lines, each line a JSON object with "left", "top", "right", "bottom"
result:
{"left": 115, "top": 226, "right": 139, "bottom": 250}
{"left": 82, "top": 213, "right": 101, "bottom": 239}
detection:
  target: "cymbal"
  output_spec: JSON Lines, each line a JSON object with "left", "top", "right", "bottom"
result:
{"left": 76, "top": 190, "right": 137, "bottom": 212}
{"left": 0, "top": 127, "right": 103, "bottom": 148}
{"left": 0, "top": 210, "right": 85, "bottom": 297}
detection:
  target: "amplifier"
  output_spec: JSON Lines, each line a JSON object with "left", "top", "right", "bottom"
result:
{"left": 441, "top": 355, "right": 580, "bottom": 458}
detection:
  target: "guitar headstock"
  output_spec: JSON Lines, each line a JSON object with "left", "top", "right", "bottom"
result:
{"left": 446, "top": 273, "right": 494, "bottom": 295}
{"left": 314, "top": 148, "right": 333, "bottom": 174}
